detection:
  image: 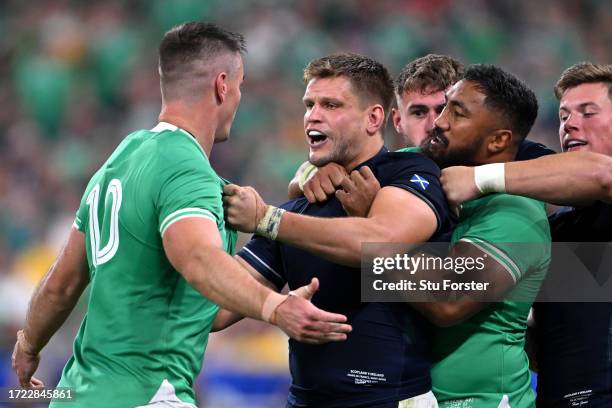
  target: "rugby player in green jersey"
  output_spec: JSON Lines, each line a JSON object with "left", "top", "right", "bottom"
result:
{"left": 290, "top": 63, "right": 552, "bottom": 407}
{"left": 11, "top": 22, "right": 351, "bottom": 408}
{"left": 400, "top": 65, "right": 550, "bottom": 408}
{"left": 440, "top": 62, "right": 612, "bottom": 407}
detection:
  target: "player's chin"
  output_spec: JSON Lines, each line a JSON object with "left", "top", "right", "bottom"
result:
{"left": 308, "top": 151, "right": 332, "bottom": 167}
{"left": 214, "top": 130, "right": 231, "bottom": 144}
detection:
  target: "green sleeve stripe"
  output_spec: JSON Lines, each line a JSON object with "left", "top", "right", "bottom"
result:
{"left": 459, "top": 237, "right": 521, "bottom": 283}
{"left": 160, "top": 213, "right": 217, "bottom": 237}
{"left": 73, "top": 216, "right": 83, "bottom": 231}
{"left": 160, "top": 208, "right": 217, "bottom": 236}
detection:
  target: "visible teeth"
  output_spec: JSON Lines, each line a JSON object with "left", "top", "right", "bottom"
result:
{"left": 308, "top": 130, "right": 324, "bottom": 137}
{"left": 567, "top": 140, "right": 586, "bottom": 148}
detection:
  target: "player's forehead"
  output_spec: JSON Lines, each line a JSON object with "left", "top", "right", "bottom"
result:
{"left": 303, "top": 76, "right": 356, "bottom": 101}
{"left": 446, "top": 80, "right": 486, "bottom": 108}
{"left": 399, "top": 87, "right": 447, "bottom": 109}
{"left": 559, "top": 82, "right": 611, "bottom": 111}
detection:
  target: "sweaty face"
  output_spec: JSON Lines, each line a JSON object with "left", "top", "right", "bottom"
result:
{"left": 393, "top": 88, "right": 447, "bottom": 147}
{"left": 422, "top": 80, "right": 497, "bottom": 168}
{"left": 215, "top": 54, "right": 244, "bottom": 143}
{"left": 558, "top": 82, "right": 612, "bottom": 156}
{"left": 303, "top": 76, "right": 369, "bottom": 168}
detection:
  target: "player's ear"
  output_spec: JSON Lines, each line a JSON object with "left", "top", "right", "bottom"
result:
{"left": 214, "top": 72, "right": 228, "bottom": 104}
{"left": 487, "top": 129, "right": 513, "bottom": 154}
{"left": 391, "top": 107, "right": 401, "bottom": 133}
{"left": 366, "top": 104, "right": 385, "bottom": 136}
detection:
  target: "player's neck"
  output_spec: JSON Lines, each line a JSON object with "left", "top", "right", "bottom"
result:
{"left": 343, "top": 137, "right": 384, "bottom": 171}
{"left": 159, "top": 105, "right": 216, "bottom": 157}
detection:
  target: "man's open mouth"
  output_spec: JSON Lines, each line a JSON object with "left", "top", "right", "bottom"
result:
{"left": 307, "top": 130, "right": 328, "bottom": 147}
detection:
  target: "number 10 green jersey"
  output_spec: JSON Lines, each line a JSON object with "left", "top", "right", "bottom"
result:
{"left": 51, "top": 122, "right": 236, "bottom": 407}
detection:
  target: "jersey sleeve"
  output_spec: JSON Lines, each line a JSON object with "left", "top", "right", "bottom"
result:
{"left": 237, "top": 235, "right": 286, "bottom": 291}
{"left": 375, "top": 151, "right": 450, "bottom": 233}
{"left": 156, "top": 154, "right": 222, "bottom": 238}
{"left": 235, "top": 200, "right": 300, "bottom": 290}
{"left": 74, "top": 201, "right": 87, "bottom": 232}
{"left": 73, "top": 171, "right": 103, "bottom": 233}
{"left": 456, "top": 194, "right": 551, "bottom": 283}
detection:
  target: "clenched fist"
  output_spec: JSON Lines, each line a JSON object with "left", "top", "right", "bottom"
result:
{"left": 440, "top": 166, "right": 481, "bottom": 209}
{"left": 223, "top": 184, "right": 268, "bottom": 232}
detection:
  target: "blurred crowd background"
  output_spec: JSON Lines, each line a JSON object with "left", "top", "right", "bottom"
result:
{"left": 0, "top": 0, "right": 609, "bottom": 406}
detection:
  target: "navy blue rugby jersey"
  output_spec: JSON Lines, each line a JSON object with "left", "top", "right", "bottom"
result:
{"left": 534, "top": 201, "right": 612, "bottom": 408}
{"left": 516, "top": 139, "right": 556, "bottom": 161}
{"left": 237, "top": 147, "right": 453, "bottom": 408}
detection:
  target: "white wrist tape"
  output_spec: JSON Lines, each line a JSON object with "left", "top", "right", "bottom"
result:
{"left": 256, "top": 205, "right": 286, "bottom": 240}
{"left": 261, "top": 292, "right": 287, "bottom": 323}
{"left": 474, "top": 163, "right": 506, "bottom": 194}
{"left": 298, "top": 164, "right": 318, "bottom": 191}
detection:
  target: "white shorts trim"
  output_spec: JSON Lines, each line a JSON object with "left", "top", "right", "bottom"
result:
{"left": 399, "top": 390, "right": 439, "bottom": 408}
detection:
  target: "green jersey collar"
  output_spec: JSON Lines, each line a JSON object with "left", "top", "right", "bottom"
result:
{"left": 151, "top": 122, "right": 207, "bottom": 158}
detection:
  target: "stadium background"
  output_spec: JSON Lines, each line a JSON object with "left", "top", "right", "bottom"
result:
{"left": 0, "top": 0, "right": 609, "bottom": 406}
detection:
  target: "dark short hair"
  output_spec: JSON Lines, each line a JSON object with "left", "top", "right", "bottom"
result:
{"left": 395, "top": 54, "right": 464, "bottom": 95}
{"left": 159, "top": 22, "right": 246, "bottom": 91}
{"left": 464, "top": 64, "right": 538, "bottom": 141}
{"left": 303, "top": 53, "right": 394, "bottom": 120}
{"left": 554, "top": 62, "right": 612, "bottom": 100}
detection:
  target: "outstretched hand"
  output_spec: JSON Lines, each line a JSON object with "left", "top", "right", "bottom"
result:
{"left": 273, "top": 278, "right": 352, "bottom": 344}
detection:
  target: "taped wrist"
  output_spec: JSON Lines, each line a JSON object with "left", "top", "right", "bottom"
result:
{"left": 261, "top": 292, "right": 288, "bottom": 323}
{"left": 474, "top": 163, "right": 506, "bottom": 194}
{"left": 256, "top": 205, "right": 286, "bottom": 240}
{"left": 298, "top": 164, "right": 318, "bottom": 191}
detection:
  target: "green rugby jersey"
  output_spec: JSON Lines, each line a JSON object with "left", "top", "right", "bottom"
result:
{"left": 432, "top": 194, "right": 550, "bottom": 408}
{"left": 51, "top": 122, "right": 236, "bottom": 407}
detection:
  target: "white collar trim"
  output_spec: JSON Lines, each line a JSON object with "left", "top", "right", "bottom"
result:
{"left": 150, "top": 122, "right": 207, "bottom": 158}
{"left": 151, "top": 121, "right": 178, "bottom": 132}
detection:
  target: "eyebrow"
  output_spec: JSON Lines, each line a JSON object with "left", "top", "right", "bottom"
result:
{"left": 408, "top": 104, "right": 429, "bottom": 110}
{"left": 560, "top": 102, "right": 600, "bottom": 112}
{"left": 302, "top": 96, "right": 342, "bottom": 105}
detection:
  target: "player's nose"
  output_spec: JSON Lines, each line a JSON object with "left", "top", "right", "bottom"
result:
{"left": 563, "top": 112, "right": 580, "bottom": 134}
{"left": 305, "top": 104, "right": 324, "bottom": 123}
{"left": 425, "top": 111, "right": 437, "bottom": 132}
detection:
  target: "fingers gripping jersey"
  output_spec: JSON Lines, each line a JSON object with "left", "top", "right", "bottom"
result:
{"left": 53, "top": 123, "right": 236, "bottom": 407}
